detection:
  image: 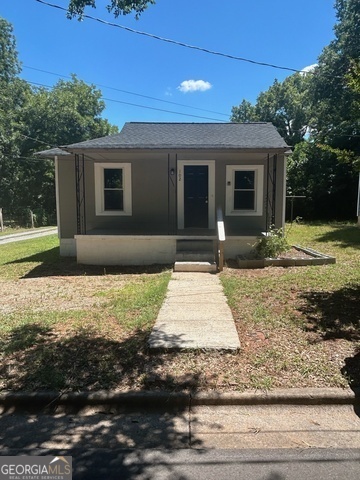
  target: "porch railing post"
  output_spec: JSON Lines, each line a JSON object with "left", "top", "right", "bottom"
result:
{"left": 216, "top": 207, "right": 226, "bottom": 272}
{"left": 75, "top": 153, "right": 86, "bottom": 235}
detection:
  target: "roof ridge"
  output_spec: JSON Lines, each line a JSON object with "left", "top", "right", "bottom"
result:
{"left": 126, "top": 121, "right": 270, "bottom": 125}
{"left": 57, "top": 121, "right": 289, "bottom": 151}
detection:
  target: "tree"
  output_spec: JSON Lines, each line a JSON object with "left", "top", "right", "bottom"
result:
{"left": 0, "top": 16, "right": 118, "bottom": 225}
{"left": 287, "top": 141, "right": 358, "bottom": 220}
{"left": 256, "top": 74, "right": 311, "bottom": 146}
{"left": 231, "top": 73, "right": 311, "bottom": 146}
{"left": 21, "top": 75, "right": 117, "bottom": 151}
{"left": 17, "top": 76, "right": 118, "bottom": 222}
{"left": 0, "top": 17, "right": 20, "bottom": 80}
{"left": 67, "top": 0, "right": 155, "bottom": 18}
{"left": 230, "top": 100, "right": 258, "bottom": 123}
{"left": 231, "top": 1, "right": 360, "bottom": 219}
{"left": 309, "top": 0, "right": 360, "bottom": 168}
{"left": 346, "top": 59, "right": 360, "bottom": 99}
{"left": 0, "top": 18, "right": 31, "bottom": 217}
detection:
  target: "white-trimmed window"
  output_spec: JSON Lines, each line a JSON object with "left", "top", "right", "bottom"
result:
{"left": 226, "top": 165, "right": 264, "bottom": 216}
{"left": 95, "top": 163, "right": 132, "bottom": 216}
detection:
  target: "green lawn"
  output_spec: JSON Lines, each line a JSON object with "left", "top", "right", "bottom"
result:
{"left": 0, "top": 234, "right": 60, "bottom": 279}
{"left": 0, "top": 235, "right": 171, "bottom": 391}
{"left": 220, "top": 222, "right": 360, "bottom": 391}
{"left": 0, "top": 223, "right": 359, "bottom": 393}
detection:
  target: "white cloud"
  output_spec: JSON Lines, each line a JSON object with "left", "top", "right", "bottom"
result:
{"left": 301, "top": 64, "right": 318, "bottom": 75}
{"left": 177, "top": 79, "right": 212, "bottom": 93}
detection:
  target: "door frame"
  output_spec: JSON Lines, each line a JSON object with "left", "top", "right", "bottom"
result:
{"left": 177, "top": 160, "right": 215, "bottom": 230}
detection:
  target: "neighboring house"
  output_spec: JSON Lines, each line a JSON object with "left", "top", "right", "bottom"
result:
{"left": 38, "top": 122, "right": 289, "bottom": 269}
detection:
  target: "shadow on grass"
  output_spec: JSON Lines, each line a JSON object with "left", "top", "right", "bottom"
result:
{"left": 315, "top": 225, "right": 360, "bottom": 249}
{"left": 299, "top": 283, "right": 360, "bottom": 342}
{"left": 341, "top": 345, "right": 360, "bottom": 417}
{"left": 0, "top": 324, "right": 203, "bottom": 478}
{"left": 0, "top": 324, "right": 199, "bottom": 393}
{"left": 300, "top": 284, "right": 360, "bottom": 414}
{"left": 5, "top": 246, "right": 171, "bottom": 278}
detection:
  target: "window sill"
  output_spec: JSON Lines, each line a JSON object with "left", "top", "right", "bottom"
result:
{"left": 226, "top": 210, "right": 262, "bottom": 216}
{"left": 95, "top": 211, "right": 132, "bottom": 216}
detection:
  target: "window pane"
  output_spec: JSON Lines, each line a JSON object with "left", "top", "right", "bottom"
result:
{"left": 104, "top": 190, "right": 124, "bottom": 210}
{"left": 234, "top": 191, "right": 255, "bottom": 210}
{"left": 104, "top": 168, "right": 123, "bottom": 189}
{"left": 234, "top": 171, "right": 254, "bottom": 190}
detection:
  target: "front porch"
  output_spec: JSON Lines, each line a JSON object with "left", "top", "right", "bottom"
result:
{"left": 73, "top": 232, "right": 260, "bottom": 268}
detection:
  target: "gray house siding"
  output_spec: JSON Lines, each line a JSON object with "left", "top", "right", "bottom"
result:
{"left": 57, "top": 158, "right": 77, "bottom": 239}
{"left": 56, "top": 149, "right": 286, "bottom": 239}
{"left": 86, "top": 152, "right": 170, "bottom": 234}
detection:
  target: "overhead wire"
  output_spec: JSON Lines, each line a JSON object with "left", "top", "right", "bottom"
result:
{"left": 24, "top": 65, "right": 229, "bottom": 117}
{"left": 19, "top": 133, "right": 58, "bottom": 148}
{"left": 34, "top": 0, "right": 306, "bottom": 74}
{"left": 26, "top": 80, "right": 227, "bottom": 122}
{"left": 100, "top": 97, "right": 226, "bottom": 121}
{"left": 16, "top": 2, "right": 359, "bottom": 145}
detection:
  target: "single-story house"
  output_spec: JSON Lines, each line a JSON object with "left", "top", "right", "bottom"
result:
{"left": 38, "top": 122, "right": 289, "bottom": 270}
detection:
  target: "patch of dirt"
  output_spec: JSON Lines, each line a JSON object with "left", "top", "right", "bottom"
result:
{"left": 0, "top": 275, "right": 127, "bottom": 314}
{"left": 278, "top": 247, "right": 315, "bottom": 259}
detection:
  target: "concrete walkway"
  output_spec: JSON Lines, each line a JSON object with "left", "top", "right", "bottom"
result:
{"left": 148, "top": 272, "right": 240, "bottom": 351}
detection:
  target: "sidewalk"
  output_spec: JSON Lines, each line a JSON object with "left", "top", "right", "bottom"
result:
{"left": 148, "top": 272, "right": 241, "bottom": 351}
{"left": 0, "top": 389, "right": 359, "bottom": 450}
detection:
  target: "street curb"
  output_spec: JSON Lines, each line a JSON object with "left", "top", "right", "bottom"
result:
{"left": 0, "top": 388, "right": 359, "bottom": 413}
{"left": 0, "top": 391, "right": 190, "bottom": 412}
{"left": 190, "top": 388, "right": 360, "bottom": 406}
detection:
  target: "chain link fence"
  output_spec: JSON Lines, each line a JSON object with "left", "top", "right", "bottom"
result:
{"left": 0, "top": 207, "right": 56, "bottom": 231}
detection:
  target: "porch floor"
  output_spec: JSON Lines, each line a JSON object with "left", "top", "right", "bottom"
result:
{"left": 148, "top": 272, "right": 240, "bottom": 351}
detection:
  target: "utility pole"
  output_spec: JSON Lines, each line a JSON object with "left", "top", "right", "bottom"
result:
{"left": 357, "top": 173, "right": 360, "bottom": 226}
{"left": 286, "top": 196, "right": 306, "bottom": 223}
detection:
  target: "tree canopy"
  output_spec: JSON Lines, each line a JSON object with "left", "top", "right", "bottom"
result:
{"left": 308, "top": 0, "right": 360, "bottom": 167}
{"left": 0, "top": 16, "right": 118, "bottom": 225}
{"left": 231, "top": 0, "right": 360, "bottom": 220}
{"left": 67, "top": 0, "right": 155, "bottom": 18}
{"left": 231, "top": 74, "right": 311, "bottom": 146}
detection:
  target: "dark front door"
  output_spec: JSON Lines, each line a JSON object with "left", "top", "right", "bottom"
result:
{"left": 184, "top": 165, "right": 209, "bottom": 228}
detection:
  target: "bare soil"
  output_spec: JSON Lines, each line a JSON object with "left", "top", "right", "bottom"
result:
{"left": 0, "top": 275, "right": 127, "bottom": 314}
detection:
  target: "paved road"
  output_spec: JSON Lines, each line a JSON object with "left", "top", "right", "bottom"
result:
{"left": 0, "top": 227, "right": 58, "bottom": 244}
{"left": 1, "top": 404, "right": 359, "bottom": 478}
{"left": 1, "top": 447, "right": 359, "bottom": 479}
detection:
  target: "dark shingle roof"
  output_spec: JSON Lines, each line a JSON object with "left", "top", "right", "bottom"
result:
{"left": 36, "top": 148, "right": 71, "bottom": 158}
{"left": 64, "top": 122, "right": 289, "bottom": 151}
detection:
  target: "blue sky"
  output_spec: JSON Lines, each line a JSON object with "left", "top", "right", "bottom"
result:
{"left": 1, "top": 0, "right": 337, "bottom": 130}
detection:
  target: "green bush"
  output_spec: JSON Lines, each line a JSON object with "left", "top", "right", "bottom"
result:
{"left": 254, "top": 227, "right": 290, "bottom": 258}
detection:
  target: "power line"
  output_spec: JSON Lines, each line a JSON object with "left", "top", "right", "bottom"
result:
{"left": 101, "top": 97, "right": 226, "bottom": 121}
{"left": 35, "top": 0, "right": 305, "bottom": 74}
{"left": 1, "top": 154, "right": 53, "bottom": 161}
{"left": 19, "top": 133, "right": 59, "bottom": 149}
{"left": 26, "top": 80, "right": 227, "bottom": 122}
{"left": 24, "top": 65, "right": 229, "bottom": 117}
{"left": 25, "top": 80, "right": 360, "bottom": 132}
{"left": 27, "top": 80, "right": 52, "bottom": 89}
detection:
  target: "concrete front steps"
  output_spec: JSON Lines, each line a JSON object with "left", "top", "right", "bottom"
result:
{"left": 173, "top": 239, "right": 217, "bottom": 273}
